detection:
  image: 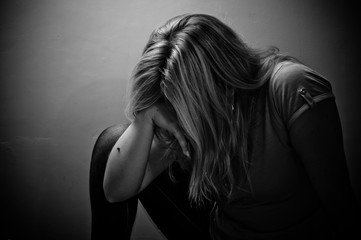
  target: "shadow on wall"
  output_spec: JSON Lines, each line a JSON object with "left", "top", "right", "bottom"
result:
{"left": 1, "top": 0, "right": 360, "bottom": 239}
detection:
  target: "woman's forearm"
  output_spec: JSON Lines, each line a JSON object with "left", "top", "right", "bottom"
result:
{"left": 103, "top": 112, "right": 154, "bottom": 202}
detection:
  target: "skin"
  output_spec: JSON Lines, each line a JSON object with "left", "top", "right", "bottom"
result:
{"left": 103, "top": 103, "right": 189, "bottom": 203}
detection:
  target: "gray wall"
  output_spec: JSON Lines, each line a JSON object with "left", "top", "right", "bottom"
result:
{"left": 1, "top": 0, "right": 359, "bottom": 239}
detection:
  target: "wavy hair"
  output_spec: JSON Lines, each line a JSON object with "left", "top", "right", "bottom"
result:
{"left": 125, "top": 14, "right": 298, "bottom": 205}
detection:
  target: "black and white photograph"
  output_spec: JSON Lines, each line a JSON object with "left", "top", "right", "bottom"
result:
{"left": 1, "top": 1, "right": 360, "bottom": 239}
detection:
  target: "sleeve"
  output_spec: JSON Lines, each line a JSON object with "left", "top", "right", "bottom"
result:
{"left": 269, "top": 62, "right": 335, "bottom": 129}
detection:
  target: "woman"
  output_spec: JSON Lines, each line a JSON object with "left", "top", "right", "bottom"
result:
{"left": 91, "top": 14, "right": 360, "bottom": 239}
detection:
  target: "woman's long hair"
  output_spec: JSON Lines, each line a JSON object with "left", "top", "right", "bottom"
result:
{"left": 125, "top": 14, "right": 298, "bottom": 205}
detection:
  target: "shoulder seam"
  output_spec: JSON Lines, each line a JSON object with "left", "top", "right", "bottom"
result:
{"left": 287, "top": 93, "right": 335, "bottom": 129}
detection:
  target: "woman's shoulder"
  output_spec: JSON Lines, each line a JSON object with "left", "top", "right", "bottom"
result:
{"left": 269, "top": 61, "right": 311, "bottom": 89}
{"left": 267, "top": 61, "right": 334, "bottom": 129}
{"left": 269, "top": 61, "right": 332, "bottom": 98}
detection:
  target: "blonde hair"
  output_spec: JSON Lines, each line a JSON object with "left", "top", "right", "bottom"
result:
{"left": 126, "top": 14, "right": 298, "bottom": 205}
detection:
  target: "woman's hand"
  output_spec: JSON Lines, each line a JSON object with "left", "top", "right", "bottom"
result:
{"left": 142, "top": 103, "right": 190, "bottom": 158}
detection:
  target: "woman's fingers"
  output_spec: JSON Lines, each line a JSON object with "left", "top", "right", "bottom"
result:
{"left": 151, "top": 104, "right": 190, "bottom": 158}
{"left": 169, "top": 123, "right": 190, "bottom": 158}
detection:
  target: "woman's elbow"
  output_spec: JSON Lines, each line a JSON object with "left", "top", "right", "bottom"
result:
{"left": 103, "top": 178, "right": 136, "bottom": 203}
{"left": 103, "top": 181, "right": 118, "bottom": 203}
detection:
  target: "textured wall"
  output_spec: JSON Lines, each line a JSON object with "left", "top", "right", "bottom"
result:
{"left": 1, "top": 0, "right": 359, "bottom": 239}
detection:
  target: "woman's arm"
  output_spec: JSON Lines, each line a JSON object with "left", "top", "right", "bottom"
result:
{"left": 289, "top": 98, "right": 360, "bottom": 237}
{"left": 103, "top": 104, "right": 189, "bottom": 203}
